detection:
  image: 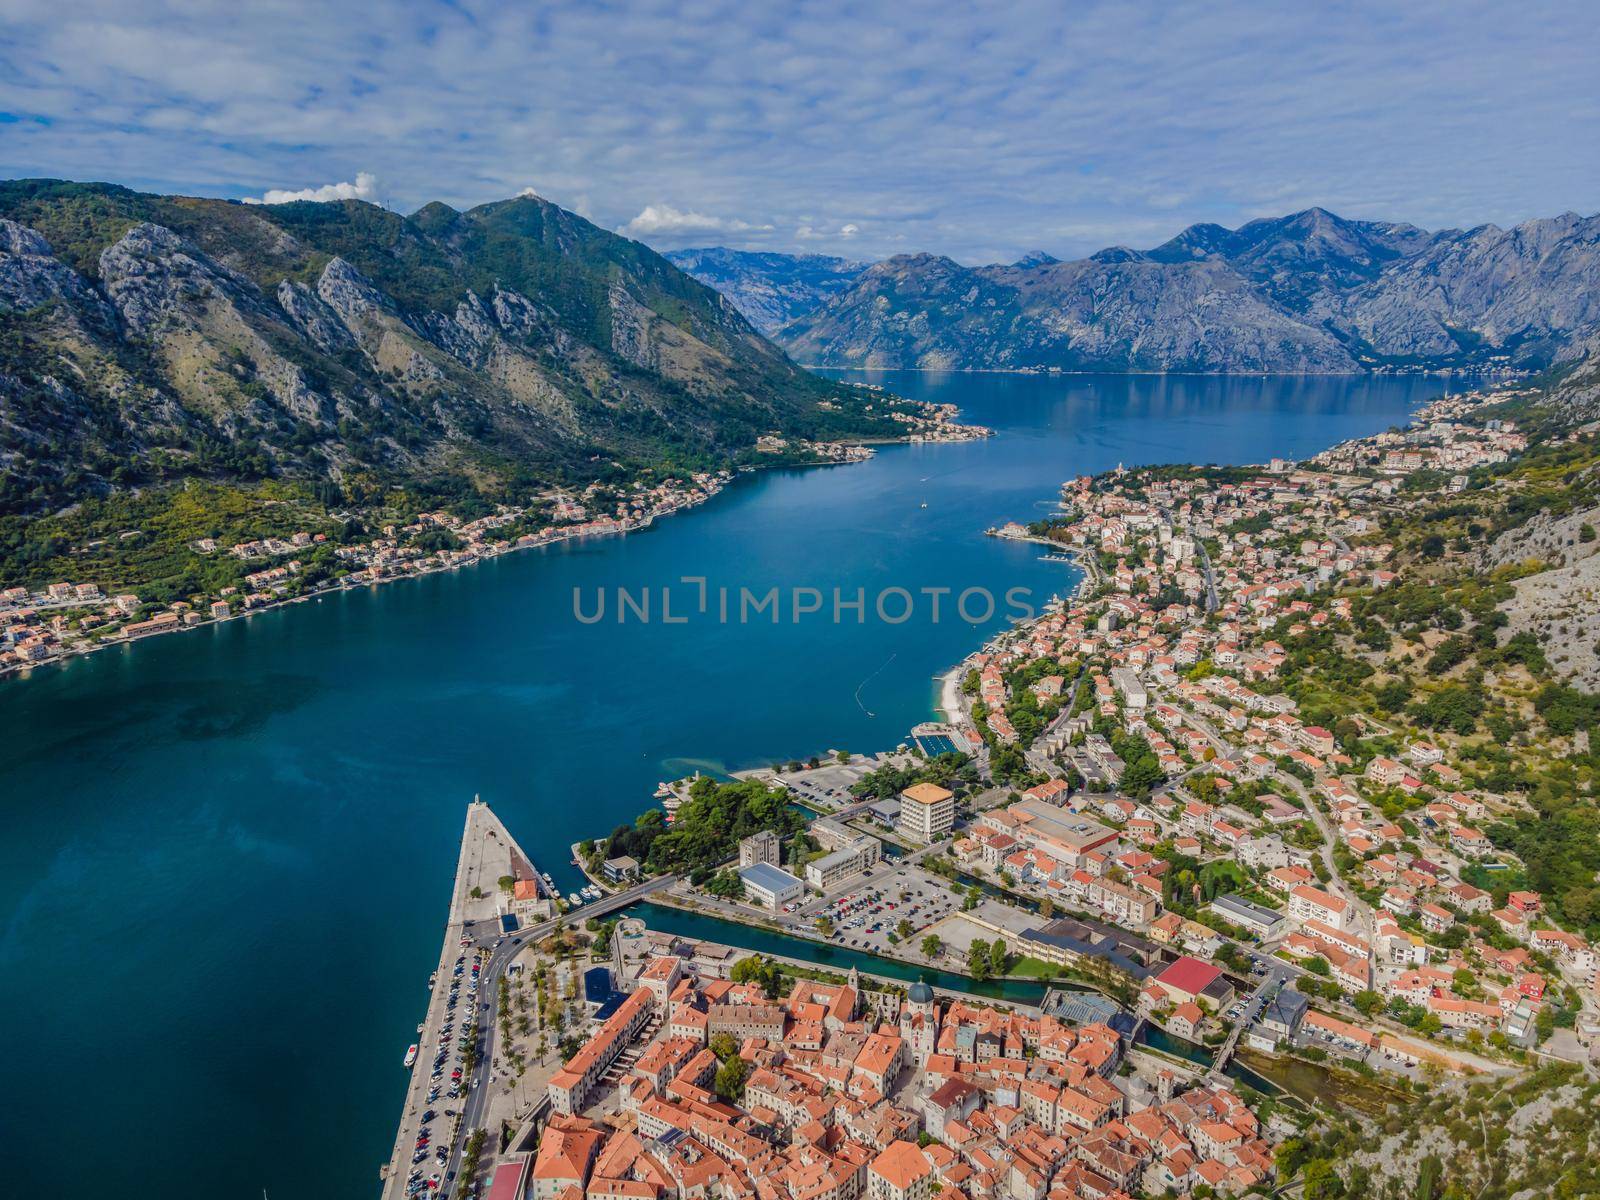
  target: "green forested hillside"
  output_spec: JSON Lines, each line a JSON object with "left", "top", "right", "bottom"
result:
{"left": 0, "top": 179, "right": 916, "bottom": 586}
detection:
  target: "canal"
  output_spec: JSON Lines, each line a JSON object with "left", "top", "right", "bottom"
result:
{"left": 625, "top": 901, "right": 1309, "bottom": 1098}
{"left": 632, "top": 901, "right": 1056, "bottom": 1002}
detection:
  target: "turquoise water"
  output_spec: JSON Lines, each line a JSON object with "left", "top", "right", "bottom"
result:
{"left": 0, "top": 371, "right": 1472, "bottom": 1197}
{"left": 632, "top": 901, "right": 1056, "bottom": 1002}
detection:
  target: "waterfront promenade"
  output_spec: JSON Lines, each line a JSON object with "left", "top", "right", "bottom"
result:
{"left": 380, "top": 810, "right": 680, "bottom": 1200}
{"left": 378, "top": 800, "right": 538, "bottom": 1200}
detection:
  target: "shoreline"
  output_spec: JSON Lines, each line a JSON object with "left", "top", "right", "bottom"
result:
{"left": 1, "top": 443, "right": 909, "bottom": 685}
{"left": 0, "top": 478, "right": 740, "bottom": 685}
{"left": 809, "top": 365, "right": 1516, "bottom": 380}
{"left": 937, "top": 665, "right": 964, "bottom": 723}
{"left": 4, "top": 422, "right": 998, "bottom": 686}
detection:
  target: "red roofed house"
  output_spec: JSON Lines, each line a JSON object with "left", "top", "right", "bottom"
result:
{"left": 868, "top": 1141, "right": 933, "bottom": 1200}
{"left": 1148, "top": 956, "right": 1234, "bottom": 1011}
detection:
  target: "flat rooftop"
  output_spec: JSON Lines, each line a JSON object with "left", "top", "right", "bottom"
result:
{"left": 738, "top": 862, "right": 803, "bottom": 892}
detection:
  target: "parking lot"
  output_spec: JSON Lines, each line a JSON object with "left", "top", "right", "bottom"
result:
{"left": 760, "top": 752, "right": 921, "bottom": 812}
{"left": 807, "top": 864, "right": 967, "bottom": 960}
{"left": 401, "top": 939, "right": 486, "bottom": 1197}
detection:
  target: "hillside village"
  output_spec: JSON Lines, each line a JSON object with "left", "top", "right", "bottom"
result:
{"left": 0, "top": 470, "right": 733, "bottom": 674}
{"left": 961, "top": 390, "right": 1599, "bottom": 1067}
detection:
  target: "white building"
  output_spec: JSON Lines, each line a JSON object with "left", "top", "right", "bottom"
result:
{"left": 896, "top": 783, "right": 955, "bottom": 842}
{"left": 805, "top": 835, "right": 881, "bottom": 890}
{"left": 1110, "top": 667, "right": 1147, "bottom": 710}
{"left": 738, "top": 862, "right": 804, "bottom": 910}
{"left": 738, "top": 830, "right": 781, "bottom": 868}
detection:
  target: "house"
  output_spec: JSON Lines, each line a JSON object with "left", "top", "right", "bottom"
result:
{"left": 1207, "top": 894, "right": 1283, "bottom": 940}
{"left": 868, "top": 1141, "right": 933, "bottom": 1200}
{"left": 1287, "top": 884, "right": 1351, "bottom": 931}
{"left": 602, "top": 856, "right": 641, "bottom": 885}
{"left": 1254, "top": 988, "right": 1309, "bottom": 1047}
{"left": 1365, "top": 757, "right": 1407, "bottom": 787}
{"left": 1147, "top": 956, "right": 1234, "bottom": 1011}
{"left": 1167, "top": 1001, "right": 1205, "bottom": 1040}
{"left": 531, "top": 1116, "right": 604, "bottom": 1199}
{"left": 922, "top": 1079, "right": 981, "bottom": 1140}
{"left": 1302, "top": 1010, "right": 1376, "bottom": 1054}
{"left": 1419, "top": 904, "right": 1454, "bottom": 934}
{"left": 738, "top": 863, "right": 804, "bottom": 910}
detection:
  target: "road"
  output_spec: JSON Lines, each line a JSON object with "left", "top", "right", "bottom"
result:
{"left": 1267, "top": 770, "right": 1373, "bottom": 939}
{"left": 1211, "top": 963, "right": 1289, "bottom": 1075}
{"left": 1150, "top": 684, "right": 1373, "bottom": 938}
{"left": 435, "top": 872, "right": 679, "bottom": 1197}
{"left": 1026, "top": 667, "right": 1087, "bottom": 777}
{"left": 1196, "top": 539, "right": 1219, "bottom": 614}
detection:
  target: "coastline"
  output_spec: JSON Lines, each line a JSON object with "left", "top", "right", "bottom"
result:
{"left": 929, "top": 529, "right": 1093, "bottom": 729}
{"left": 4, "top": 418, "right": 998, "bottom": 685}
{"left": 937, "top": 665, "right": 964, "bottom": 723}
{"left": 1, "top": 516, "right": 662, "bottom": 684}
{"left": 808, "top": 365, "right": 1519, "bottom": 380}
{"left": 1, "top": 448, "right": 865, "bottom": 684}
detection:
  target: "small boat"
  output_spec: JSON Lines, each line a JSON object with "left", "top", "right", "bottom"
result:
{"left": 404, "top": 1044, "right": 418, "bottom": 1069}
{"left": 426, "top": 972, "right": 435, "bottom": 990}
{"left": 567, "top": 892, "right": 583, "bottom": 907}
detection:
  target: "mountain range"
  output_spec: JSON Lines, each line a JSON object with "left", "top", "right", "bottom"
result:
{"left": 0, "top": 179, "right": 901, "bottom": 519}
{"left": 663, "top": 247, "right": 865, "bottom": 336}
{"left": 673, "top": 208, "right": 1600, "bottom": 375}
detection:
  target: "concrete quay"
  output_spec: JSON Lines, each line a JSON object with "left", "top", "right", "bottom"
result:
{"left": 378, "top": 800, "right": 539, "bottom": 1200}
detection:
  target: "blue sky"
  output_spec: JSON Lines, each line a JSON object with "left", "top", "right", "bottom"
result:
{"left": 2, "top": 0, "right": 1596, "bottom": 264}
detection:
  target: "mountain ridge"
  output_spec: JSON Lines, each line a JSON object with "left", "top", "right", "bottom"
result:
{"left": 0, "top": 179, "right": 910, "bottom": 521}
{"left": 662, "top": 246, "right": 866, "bottom": 336}
{"left": 669, "top": 207, "right": 1600, "bottom": 374}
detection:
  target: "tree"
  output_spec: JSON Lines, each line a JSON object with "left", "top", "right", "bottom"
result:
{"left": 731, "top": 954, "right": 782, "bottom": 998}
{"left": 1302, "top": 1157, "right": 1344, "bottom": 1199}
{"left": 989, "top": 937, "right": 1009, "bottom": 975}
{"left": 921, "top": 934, "right": 943, "bottom": 958}
{"left": 897, "top": 919, "right": 914, "bottom": 941}
{"left": 1414, "top": 1154, "right": 1441, "bottom": 1200}
{"left": 815, "top": 917, "right": 835, "bottom": 937}
{"left": 967, "top": 939, "right": 993, "bottom": 980}
{"left": 714, "top": 1055, "right": 750, "bottom": 1102}
{"left": 710, "top": 1032, "right": 739, "bottom": 1061}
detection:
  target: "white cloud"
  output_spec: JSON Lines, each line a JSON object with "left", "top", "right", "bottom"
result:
{"left": 244, "top": 171, "right": 381, "bottom": 206}
{"left": 517, "top": 186, "right": 541, "bottom": 199}
{"left": 622, "top": 204, "right": 773, "bottom": 238}
{"left": 5, "top": 2, "right": 1596, "bottom": 261}
{"left": 796, "top": 221, "right": 862, "bottom": 241}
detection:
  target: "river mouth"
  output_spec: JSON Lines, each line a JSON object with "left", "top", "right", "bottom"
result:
{"left": 0, "top": 371, "right": 1475, "bottom": 1199}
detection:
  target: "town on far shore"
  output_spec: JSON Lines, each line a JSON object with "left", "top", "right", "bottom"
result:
{"left": 383, "top": 384, "right": 1600, "bottom": 1200}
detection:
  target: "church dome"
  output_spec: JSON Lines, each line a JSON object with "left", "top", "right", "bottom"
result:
{"left": 908, "top": 980, "right": 934, "bottom": 1005}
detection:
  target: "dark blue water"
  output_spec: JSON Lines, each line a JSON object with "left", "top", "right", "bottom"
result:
{"left": 0, "top": 371, "right": 1470, "bottom": 1197}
